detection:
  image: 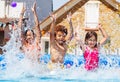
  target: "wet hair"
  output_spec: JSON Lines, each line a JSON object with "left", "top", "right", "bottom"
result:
{"left": 24, "top": 29, "right": 35, "bottom": 39}
{"left": 85, "top": 31, "right": 97, "bottom": 47}
{"left": 24, "top": 29, "right": 35, "bottom": 36}
{"left": 54, "top": 25, "right": 67, "bottom": 37}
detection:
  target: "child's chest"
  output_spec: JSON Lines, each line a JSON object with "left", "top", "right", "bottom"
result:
{"left": 85, "top": 47, "right": 98, "bottom": 57}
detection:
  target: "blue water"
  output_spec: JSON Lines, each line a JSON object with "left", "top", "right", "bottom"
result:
{"left": 0, "top": 73, "right": 120, "bottom": 82}
{"left": 1, "top": 54, "right": 120, "bottom": 69}
{"left": 0, "top": 54, "right": 120, "bottom": 82}
{"left": 0, "top": 77, "right": 119, "bottom": 82}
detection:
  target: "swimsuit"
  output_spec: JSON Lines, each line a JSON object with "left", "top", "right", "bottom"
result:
{"left": 84, "top": 46, "right": 99, "bottom": 70}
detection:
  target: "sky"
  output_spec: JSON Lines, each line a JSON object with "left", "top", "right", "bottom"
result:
{"left": 116, "top": 0, "right": 120, "bottom": 2}
{"left": 53, "top": 0, "right": 69, "bottom": 10}
{"left": 53, "top": 0, "right": 120, "bottom": 10}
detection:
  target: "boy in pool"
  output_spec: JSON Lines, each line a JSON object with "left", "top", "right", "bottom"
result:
{"left": 18, "top": 2, "right": 41, "bottom": 62}
{"left": 50, "top": 13, "right": 73, "bottom": 64}
{"left": 75, "top": 24, "right": 108, "bottom": 71}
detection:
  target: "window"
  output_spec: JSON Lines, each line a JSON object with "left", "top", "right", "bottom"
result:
{"left": 41, "top": 37, "right": 50, "bottom": 55}
{"left": 85, "top": 2, "right": 99, "bottom": 28}
{"left": 45, "top": 41, "right": 49, "bottom": 54}
{"left": 0, "top": 31, "right": 4, "bottom": 46}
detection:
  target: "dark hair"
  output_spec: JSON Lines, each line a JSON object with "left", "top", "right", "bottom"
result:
{"left": 24, "top": 29, "right": 35, "bottom": 36}
{"left": 54, "top": 25, "right": 67, "bottom": 36}
{"left": 24, "top": 29, "right": 35, "bottom": 40}
{"left": 85, "top": 31, "right": 97, "bottom": 47}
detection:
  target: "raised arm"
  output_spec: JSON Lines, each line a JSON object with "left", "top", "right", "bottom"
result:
{"left": 18, "top": 6, "right": 26, "bottom": 29}
{"left": 75, "top": 21, "right": 85, "bottom": 52}
{"left": 31, "top": 2, "right": 41, "bottom": 43}
{"left": 83, "top": 27, "right": 99, "bottom": 31}
{"left": 50, "top": 14, "right": 56, "bottom": 44}
{"left": 17, "top": 5, "right": 26, "bottom": 45}
{"left": 65, "top": 12, "right": 73, "bottom": 43}
{"left": 98, "top": 24, "right": 108, "bottom": 45}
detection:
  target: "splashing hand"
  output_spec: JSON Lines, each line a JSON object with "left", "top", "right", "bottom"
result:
{"left": 97, "top": 23, "right": 103, "bottom": 30}
{"left": 50, "top": 13, "right": 56, "bottom": 23}
{"left": 31, "top": 2, "right": 36, "bottom": 12}
{"left": 67, "top": 12, "right": 72, "bottom": 23}
{"left": 21, "top": 6, "right": 26, "bottom": 14}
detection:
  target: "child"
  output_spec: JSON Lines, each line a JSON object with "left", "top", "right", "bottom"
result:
{"left": 76, "top": 24, "right": 108, "bottom": 71}
{"left": 50, "top": 13, "right": 73, "bottom": 64}
{"left": 18, "top": 2, "right": 41, "bottom": 62}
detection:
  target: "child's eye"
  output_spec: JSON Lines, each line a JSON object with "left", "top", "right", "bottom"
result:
{"left": 89, "top": 39, "right": 93, "bottom": 41}
{"left": 58, "top": 35, "right": 61, "bottom": 37}
{"left": 89, "top": 39, "right": 96, "bottom": 42}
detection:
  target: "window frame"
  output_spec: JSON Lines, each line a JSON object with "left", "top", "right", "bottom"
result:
{"left": 85, "top": 1, "right": 100, "bottom": 28}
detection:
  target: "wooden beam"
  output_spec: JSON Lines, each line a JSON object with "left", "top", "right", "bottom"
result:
{"left": 40, "top": 0, "right": 119, "bottom": 34}
{"left": 40, "top": 0, "right": 89, "bottom": 33}
{"left": 100, "top": 0, "right": 118, "bottom": 11}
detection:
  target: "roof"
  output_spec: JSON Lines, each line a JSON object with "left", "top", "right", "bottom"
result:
{"left": 40, "top": 0, "right": 119, "bottom": 34}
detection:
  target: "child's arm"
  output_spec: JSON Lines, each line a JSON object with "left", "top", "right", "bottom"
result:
{"left": 75, "top": 33, "right": 85, "bottom": 52}
{"left": 18, "top": 6, "right": 26, "bottom": 44}
{"left": 98, "top": 24, "right": 108, "bottom": 45}
{"left": 50, "top": 14, "right": 56, "bottom": 44}
{"left": 18, "top": 6, "right": 26, "bottom": 29}
{"left": 83, "top": 27, "right": 99, "bottom": 31}
{"left": 65, "top": 12, "right": 73, "bottom": 43}
{"left": 74, "top": 18, "right": 85, "bottom": 52}
{"left": 31, "top": 2, "right": 41, "bottom": 44}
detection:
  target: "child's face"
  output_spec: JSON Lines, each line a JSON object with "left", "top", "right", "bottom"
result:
{"left": 87, "top": 35, "right": 97, "bottom": 48}
{"left": 25, "top": 30, "right": 34, "bottom": 44}
{"left": 55, "top": 31, "right": 66, "bottom": 45}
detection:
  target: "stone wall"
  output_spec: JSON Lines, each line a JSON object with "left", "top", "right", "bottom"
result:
{"left": 58, "top": 1, "right": 120, "bottom": 54}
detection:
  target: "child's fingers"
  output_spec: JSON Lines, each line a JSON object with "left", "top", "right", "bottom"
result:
{"left": 49, "top": 12, "right": 53, "bottom": 17}
{"left": 67, "top": 12, "right": 72, "bottom": 21}
{"left": 69, "top": 12, "right": 71, "bottom": 16}
{"left": 31, "top": 2, "right": 36, "bottom": 11}
{"left": 22, "top": 6, "right": 26, "bottom": 12}
{"left": 49, "top": 13, "right": 56, "bottom": 22}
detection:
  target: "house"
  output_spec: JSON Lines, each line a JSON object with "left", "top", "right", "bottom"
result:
{"left": 40, "top": 0, "right": 120, "bottom": 55}
{"left": 0, "top": 0, "right": 52, "bottom": 54}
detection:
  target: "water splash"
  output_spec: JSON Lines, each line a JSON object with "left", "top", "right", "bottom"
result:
{"left": 0, "top": 19, "right": 49, "bottom": 80}
{"left": 0, "top": 1, "right": 120, "bottom": 81}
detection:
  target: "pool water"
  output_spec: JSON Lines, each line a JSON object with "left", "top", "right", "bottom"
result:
{"left": 0, "top": 68, "right": 120, "bottom": 82}
{"left": 0, "top": 54, "right": 120, "bottom": 82}
{"left": 0, "top": 20, "right": 119, "bottom": 82}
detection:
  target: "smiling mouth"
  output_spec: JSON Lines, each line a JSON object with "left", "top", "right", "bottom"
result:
{"left": 59, "top": 40, "right": 63, "bottom": 43}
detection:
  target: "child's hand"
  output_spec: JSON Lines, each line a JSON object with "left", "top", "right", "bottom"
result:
{"left": 31, "top": 2, "right": 36, "bottom": 12}
{"left": 21, "top": 6, "right": 26, "bottom": 14}
{"left": 75, "top": 32, "right": 80, "bottom": 41}
{"left": 50, "top": 13, "right": 56, "bottom": 23}
{"left": 97, "top": 23, "right": 103, "bottom": 30}
{"left": 67, "top": 12, "right": 72, "bottom": 23}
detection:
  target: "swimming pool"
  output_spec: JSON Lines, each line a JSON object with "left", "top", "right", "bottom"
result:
{"left": 0, "top": 54, "right": 120, "bottom": 82}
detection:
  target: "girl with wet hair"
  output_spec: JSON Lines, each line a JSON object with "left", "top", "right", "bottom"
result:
{"left": 18, "top": 2, "right": 41, "bottom": 62}
{"left": 76, "top": 24, "right": 108, "bottom": 71}
{"left": 23, "top": 29, "right": 35, "bottom": 44}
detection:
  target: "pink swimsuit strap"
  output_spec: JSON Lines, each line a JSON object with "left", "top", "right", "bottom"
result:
{"left": 84, "top": 46, "right": 98, "bottom": 57}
